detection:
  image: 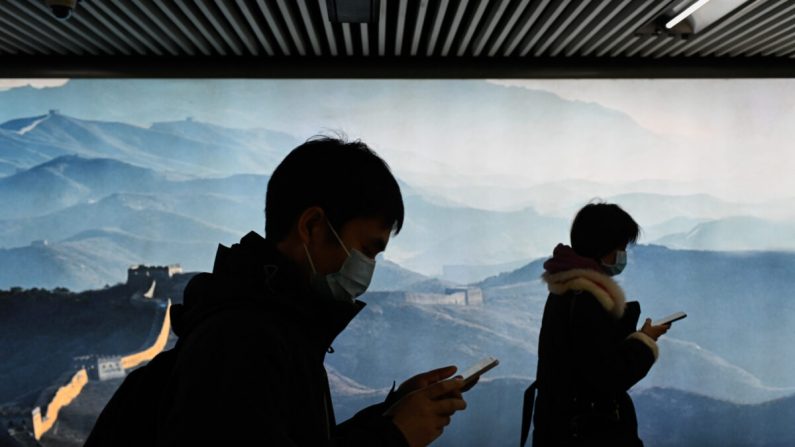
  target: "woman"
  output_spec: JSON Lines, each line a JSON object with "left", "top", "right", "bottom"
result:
{"left": 529, "top": 203, "right": 669, "bottom": 446}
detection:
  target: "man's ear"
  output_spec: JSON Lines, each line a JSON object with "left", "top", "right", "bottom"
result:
{"left": 297, "top": 207, "right": 326, "bottom": 245}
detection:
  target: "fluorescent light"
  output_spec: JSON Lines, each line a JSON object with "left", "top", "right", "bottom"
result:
{"left": 666, "top": 0, "right": 713, "bottom": 29}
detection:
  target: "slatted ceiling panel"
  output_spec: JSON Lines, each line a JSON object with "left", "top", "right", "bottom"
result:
{"left": 713, "top": 2, "right": 795, "bottom": 57}
{"left": 598, "top": 0, "right": 674, "bottom": 57}
{"left": 8, "top": 1, "right": 94, "bottom": 55}
{"left": 733, "top": 16, "right": 795, "bottom": 57}
{"left": 532, "top": 0, "right": 588, "bottom": 57}
{"left": 759, "top": 29, "right": 795, "bottom": 56}
{"left": 3, "top": 0, "right": 795, "bottom": 74}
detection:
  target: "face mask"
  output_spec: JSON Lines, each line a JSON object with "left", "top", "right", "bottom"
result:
{"left": 602, "top": 250, "right": 627, "bottom": 276}
{"left": 303, "top": 220, "right": 376, "bottom": 302}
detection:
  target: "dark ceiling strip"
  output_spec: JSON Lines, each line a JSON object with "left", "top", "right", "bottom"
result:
{"left": 378, "top": 0, "right": 387, "bottom": 56}
{"left": 296, "top": 0, "right": 322, "bottom": 56}
{"left": 0, "top": 8, "right": 69, "bottom": 55}
{"left": 610, "top": 35, "right": 640, "bottom": 57}
{"left": 441, "top": 0, "right": 469, "bottom": 56}
{"left": 236, "top": 0, "right": 275, "bottom": 55}
{"left": 134, "top": 1, "right": 195, "bottom": 56}
{"left": 5, "top": 56, "right": 795, "bottom": 78}
{"left": 216, "top": 0, "right": 261, "bottom": 55}
{"left": 640, "top": 36, "right": 672, "bottom": 58}
{"left": 549, "top": 0, "right": 608, "bottom": 57}
{"left": 624, "top": 36, "right": 655, "bottom": 57}
{"left": 582, "top": 0, "right": 651, "bottom": 57}
{"left": 361, "top": 23, "right": 370, "bottom": 56}
{"left": 518, "top": 0, "right": 569, "bottom": 57}
{"left": 198, "top": 0, "right": 245, "bottom": 56}
{"left": 395, "top": 0, "right": 408, "bottom": 56}
{"left": 276, "top": 0, "right": 308, "bottom": 56}
{"left": 472, "top": 0, "right": 510, "bottom": 57}
{"left": 410, "top": 0, "right": 430, "bottom": 56}
{"left": 257, "top": 0, "right": 291, "bottom": 55}
{"left": 92, "top": 1, "right": 161, "bottom": 55}
{"left": 342, "top": 22, "right": 354, "bottom": 56}
{"left": 0, "top": 27, "right": 37, "bottom": 55}
{"left": 0, "top": 39, "right": 19, "bottom": 55}
{"left": 565, "top": 0, "right": 629, "bottom": 56}
{"left": 77, "top": 2, "right": 143, "bottom": 55}
{"left": 770, "top": 36, "right": 795, "bottom": 57}
{"left": 709, "top": 2, "right": 795, "bottom": 57}
{"left": 487, "top": 0, "right": 532, "bottom": 57}
{"left": 174, "top": 0, "right": 226, "bottom": 55}
{"left": 651, "top": 36, "right": 686, "bottom": 58}
{"left": 456, "top": 0, "right": 492, "bottom": 56}
{"left": 731, "top": 15, "right": 795, "bottom": 56}
{"left": 755, "top": 28, "right": 795, "bottom": 56}
{"left": 502, "top": 0, "right": 549, "bottom": 56}
{"left": 11, "top": 0, "right": 99, "bottom": 55}
{"left": 425, "top": 0, "right": 449, "bottom": 56}
{"left": 534, "top": 0, "right": 591, "bottom": 57}
{"left": 596, "top": 0, "right": 673, "bottom": 57}
{"left": 154, "top": 0, "right": 210, "bottom": 56}
{"left": 317, "top": 0, "right": 338, "bottom": 56}
{"left": 113, "top": 0, "right": 179, "bottom": 56}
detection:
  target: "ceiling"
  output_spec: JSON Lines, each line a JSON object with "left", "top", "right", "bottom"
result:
{"left": 2, "top": 0, "right": 795, "bottom": 77}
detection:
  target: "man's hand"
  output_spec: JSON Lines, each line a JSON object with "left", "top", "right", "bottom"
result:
{"left": 640, "top": 318, "right": 670, "bottom": 341}
{"left": 385, "top": 378, "right": 468, "bottom": 447}
{"left": 395, "top": 365, "right": 458, "bottom": 398}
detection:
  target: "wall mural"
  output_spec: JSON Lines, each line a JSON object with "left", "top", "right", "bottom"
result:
{"left": 1, "top": 79, "right": 794, "bottom": 446}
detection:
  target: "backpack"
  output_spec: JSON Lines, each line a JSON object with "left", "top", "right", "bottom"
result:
{"left": 83, "top": 347, "right": 179, "bottom": 447}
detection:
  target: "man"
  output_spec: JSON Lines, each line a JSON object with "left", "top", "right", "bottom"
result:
{"left": 86, "top": 137, "right": 469, "bottom": 446}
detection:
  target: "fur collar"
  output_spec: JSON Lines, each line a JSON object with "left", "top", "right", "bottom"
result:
{"left": 542, "top": 268, "right": 626, "bottom": 319}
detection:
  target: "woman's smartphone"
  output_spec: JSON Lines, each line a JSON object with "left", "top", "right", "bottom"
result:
{"left": 653, "top": 311, "right": 687, "bottom": 326}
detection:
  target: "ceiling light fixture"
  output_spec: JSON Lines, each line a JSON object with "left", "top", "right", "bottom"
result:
{"left": 665, "top": 0, "right": 713, "bottom": 29}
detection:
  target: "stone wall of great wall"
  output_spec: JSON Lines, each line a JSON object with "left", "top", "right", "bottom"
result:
{"left": 27, "top": 269, "right": 176, "bottom": 442}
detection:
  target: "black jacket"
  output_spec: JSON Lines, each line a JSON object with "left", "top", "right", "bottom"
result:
{"left": 532, "top": 268, "right": 658, "bottom": 447}
{"left": 86, "top": 232, "right": 408, "bottom": 447}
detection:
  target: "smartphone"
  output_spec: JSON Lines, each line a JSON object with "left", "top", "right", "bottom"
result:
{"left": 459, "top": 356, "right": 499, "bottom": 385}
{"left": 653, "top": 311, "right": 687, "bottom": 326}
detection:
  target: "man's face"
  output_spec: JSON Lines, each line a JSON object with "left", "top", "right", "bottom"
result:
{"left": 311, "top": 216, "right": 392, "bottom": 275}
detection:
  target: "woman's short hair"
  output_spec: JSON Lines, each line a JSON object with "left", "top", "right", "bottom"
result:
{"left": 570, "top": 202, "right": 640, "bottom": 260}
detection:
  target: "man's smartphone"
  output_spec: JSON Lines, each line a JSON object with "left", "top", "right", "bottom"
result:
{"left": 653, "top": 311, "right": 687, "bottom": 326}
{"left": 459, "top": 357, "right": 499, "bottom": 385}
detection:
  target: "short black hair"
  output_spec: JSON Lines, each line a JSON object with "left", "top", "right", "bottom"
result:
{"left": 265, "top": 136, "right": 404, "bottom": 242}
{"left": 570, "top": 202, "right": 640, "bottom": 260}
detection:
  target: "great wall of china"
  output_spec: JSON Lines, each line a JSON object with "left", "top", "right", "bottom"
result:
{"left": 27, "top": 266, "right": 178, "bottom": 442}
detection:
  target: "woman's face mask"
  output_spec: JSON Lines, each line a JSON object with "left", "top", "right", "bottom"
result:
{"left": 602, "top": 249, "right": 627, "bottom": 276}
{"left": 303, "top": 220, "right": 376, "bottom": 302}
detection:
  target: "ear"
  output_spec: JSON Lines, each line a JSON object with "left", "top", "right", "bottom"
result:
{"left": 296, "top": 207, "right": 326, "bottom": 245}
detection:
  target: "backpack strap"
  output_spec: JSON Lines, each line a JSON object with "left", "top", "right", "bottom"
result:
{"left": 520, "top": 380, "right": 537, "bottom": 447}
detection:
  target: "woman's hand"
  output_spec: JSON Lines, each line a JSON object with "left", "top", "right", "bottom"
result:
{"left": 640, "top": 318, "right": 670, "bottom": 341}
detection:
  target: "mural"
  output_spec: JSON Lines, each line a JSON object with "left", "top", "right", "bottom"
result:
{"left": 1, "top": 79, "right": 794, "bottom": 446}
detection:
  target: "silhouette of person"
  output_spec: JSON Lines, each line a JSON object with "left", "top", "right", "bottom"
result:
{"left": 525, "top": 202, "right": 668, "bottom": 447}
{"left": 85, "top": 137, "right": 470, "bottom": 446}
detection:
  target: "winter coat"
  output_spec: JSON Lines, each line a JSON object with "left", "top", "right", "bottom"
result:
{"left": 532, "top": 262, "right": 658, "bottom": 446}
{"left": 85, "top": 231, "right": 408, "bottom": 447}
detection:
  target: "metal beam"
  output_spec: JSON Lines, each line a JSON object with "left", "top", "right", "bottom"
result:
{"left": 174, "top": 0, "right": 226, "bottom": 55}
{"left": 296, "top": 0, "right": 322, "bottom": 55}
{"left": 534, "top": 0, "right": 590, "bottom": 57}
{"left": 502, "top": 0, "right": 550, "bottom": 56}
{"left": 426, "top": 0, "right": 449, "bottom": 56}
{"left": 395, "top": 0, "right": 408, "bottom": 55}
{"left": 276, "top": 0, "right": 307, "bottom": 56}
{"left": 565, "top": 0, "right": 630, "bottom": 56}
{"left": 457, "top": 0, "right": 491, "bottom": 56}
{"left": 113, "top": 0, "right": 179, "bottom": 56}
{"left": 318, "top": 0, "right": 339, "bottom": 56}
{"left": 197, "top": 0, "right": 245, "bottom": 56}
{"left": 257, "top": 0, "right": 292, "bottom": 55}
{"left": 518, "top": 0, "right": 570, "bottom": 57}
{"left": 441, "top": 0, "right": 469, "bottom": 56}
{"left": 92, "top": 1, "right": 162, "bottom": 55}
{"left": 154, "top": 0, "right": 210, "bottom": 55}
{"left": 410, "top": 0, "right": 430, "bottom": 56}
{"left": 549, "top": 0, "right": 609, "bottom": 57}
{"left": 472, "top": 0, "right": 510, "bottom": 57}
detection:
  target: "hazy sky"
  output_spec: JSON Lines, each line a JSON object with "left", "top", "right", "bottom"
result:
{"left": 4, "top": 78, "right": 795, "bottom": 202}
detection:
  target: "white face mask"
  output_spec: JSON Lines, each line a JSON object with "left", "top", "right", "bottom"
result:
{"left": 303, "top": 220, "right": 376, "bottom": 302}
{"left": 602, "top": 250, "right": 628, "bottom": 276}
